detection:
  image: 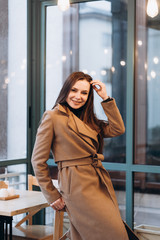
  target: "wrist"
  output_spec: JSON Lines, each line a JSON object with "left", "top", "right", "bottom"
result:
{"left": 102, "top": 96, "right": 109, "bottom": 101}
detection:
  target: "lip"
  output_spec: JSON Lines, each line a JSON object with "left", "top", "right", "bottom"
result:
{"left": 72, "top": 100, "right": 82, "bottom": 104}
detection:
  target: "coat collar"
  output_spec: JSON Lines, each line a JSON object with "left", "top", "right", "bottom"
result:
{"left": 57, "top": 104, "right": 98, "bottom": 148}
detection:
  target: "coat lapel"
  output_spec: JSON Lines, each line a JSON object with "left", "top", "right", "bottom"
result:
{"left": 57, "top": 104, "right": 98, "bottom": 148}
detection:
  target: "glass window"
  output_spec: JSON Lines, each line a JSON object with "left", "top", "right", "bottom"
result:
{"left": 134, "top": 0, "right": 160, "bottom": 165}
{"left": 109, "top": 170, "right": 126, "bottom": 221}
{"left": 0, "top": 164, "right": 26, "bottom": 190}
{"left": 134, "top": 172, "right": 160, "bottom": 227}
{"left": 46, "top": 0, "right": 128, "bottom": 163}
{"left": 0, "top": 0, "right": 27, "bottom": 161}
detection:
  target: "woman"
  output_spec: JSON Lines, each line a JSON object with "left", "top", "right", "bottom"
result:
{"left": 31, "top": 72, "right": 134, "bottom": 240}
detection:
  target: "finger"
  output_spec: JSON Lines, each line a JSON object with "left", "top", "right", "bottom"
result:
{"left": 55, "top": 205, "right": 64, "bottom": 211}
{"left": 50, "top": 198, "right": 66, "bottom": 210}
{"left": 50, "top": 205, "right": 57, "bottom": 210}
{"left": 50, "top": 202, "right": 60, "bottom": 209}
{"left": 51, "top": 204, "right": 65, "bottom": 211}
{"left": 58, "top": 203, "right": 65, "bottom": 209}
{"left": 91, "top": 83, "right": 101, "bottom": 87}
{"left": 59, "top": 197, "right": 65, "bottom": 205}
{"left": 53, "top": 204, "right": 60, "bottom": 210}
{"left": 92, "top": 85, "right": 101, "bottom": 91}
{"left": 55, "top": 202, "right": 65, "bottom": 209}
{"left": 57, "top": 198, "right": 65, "bottom": 207}
{"left": 91, "top": 81, "right": 103, "bottom": 89}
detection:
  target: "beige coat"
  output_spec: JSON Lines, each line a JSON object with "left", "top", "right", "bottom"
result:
{"left": 31, "top": 99, "right": 129, "bottom": 240}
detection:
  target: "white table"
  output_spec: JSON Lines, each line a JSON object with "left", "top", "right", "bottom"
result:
{"left": 0, "top": 190, "right": 48, "bottom": 240}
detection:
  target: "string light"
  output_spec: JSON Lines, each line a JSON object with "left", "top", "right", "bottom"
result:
{"left": 147, "top": 0, "right": 158, "bottom": 18}
{"left": 101, "top": 70, "right": 107, "bottom": 76}
{"left": 120, "top": 61, "right": 126, "bottom": 66}
{"left": 138, "top": 40, "right": 143, "bottom": 46}
{"left": 151, "top": 71, "right": 156, "bottom": 78}
{"left": 58, "top": 0, "right": 70, "bottom": 11}
{"left": 153, "top": 57, "right": 159, "bottom": 64}
{"left": 111, "top": 67, "right": 115, "bottom": 73}
{"left": 61, "top": 55, "right": 67, "bottom": 61}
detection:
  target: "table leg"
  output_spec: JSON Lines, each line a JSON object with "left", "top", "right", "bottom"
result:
{"left": 5, "top": 222, "right": 7, "bottom": 240}
{"left": 0, "top": 215, "right": 13, "bottom": 240}
{"left": 0, "top": 218, "right": 4, "bottom": 239}
{"left": 9, "top": 218, "right": 12, "bottom": 240}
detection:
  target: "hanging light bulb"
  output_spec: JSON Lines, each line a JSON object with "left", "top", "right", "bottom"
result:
{"left": 147, "top": 0, "right": 159, "bottom": 18}
{"left": 58, "top": 0, "right": 70, "bottom": 11}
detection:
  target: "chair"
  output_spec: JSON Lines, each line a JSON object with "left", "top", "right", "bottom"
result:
{"left": 11, "top": 174, "right": 65, "bottom": 240}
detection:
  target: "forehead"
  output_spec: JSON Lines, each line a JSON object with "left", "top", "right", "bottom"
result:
{"left": 72, "top": 80, "right": 90, "bottom": 91}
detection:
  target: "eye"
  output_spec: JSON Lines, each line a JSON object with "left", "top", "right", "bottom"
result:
{"left": 71, "top": 88, "right": 76, "bottom": 92}
{"left": 81, "top": 90, "right": 88, "bottom": 95}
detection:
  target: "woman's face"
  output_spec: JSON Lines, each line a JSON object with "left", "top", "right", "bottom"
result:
{"left": 66, "top": 80, "right": 90, "bottom": 109}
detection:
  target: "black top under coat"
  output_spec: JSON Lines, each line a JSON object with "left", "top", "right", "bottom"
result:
{"left": 64, "top": 102, "right": 85, "bottom": 118}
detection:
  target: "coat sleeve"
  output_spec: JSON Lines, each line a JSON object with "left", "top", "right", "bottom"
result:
{"left": 101, "top": 99, "right": 125, "bottom": 138}
{"left": 31, "top": 111, "right": 61, "bottom": 204}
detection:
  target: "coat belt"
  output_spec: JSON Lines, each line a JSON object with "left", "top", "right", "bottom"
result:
{"left": 57, "top": 154, "right": 104, "bottom": 170}
{"left": 57, "top": 154, "right": 118, "bottom": 209}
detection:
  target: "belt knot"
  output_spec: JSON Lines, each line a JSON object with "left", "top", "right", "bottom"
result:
{"left": 92, "top": 153, "right": 104, "bottom": 167}
{"left": 92, "top": 153, "right": 104, "bottom": 161}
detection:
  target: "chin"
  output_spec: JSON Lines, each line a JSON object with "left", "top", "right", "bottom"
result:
{"left": 72, "top": 105, "right": 82, "bottom": 109}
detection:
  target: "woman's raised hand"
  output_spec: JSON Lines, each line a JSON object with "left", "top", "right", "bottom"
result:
{"left": 90, "top": 80, "right": 108, "bottom": 100}
{"left": 50, "top": 197, "right": 66, "bottom": 211}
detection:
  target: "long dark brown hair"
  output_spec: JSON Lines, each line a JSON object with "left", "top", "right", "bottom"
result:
{"left": 53, "top": 72, "right": 106, "bottom": 153}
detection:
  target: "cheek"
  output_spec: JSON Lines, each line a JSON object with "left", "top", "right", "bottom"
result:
{"left": 66, "top": 93, "right": 71, "bottom": 101}
{"left": 66, "top": 95, "right": 70, "bottom": 104}
{"left": 83, "top": 95, "right": 89, "bottom": 102}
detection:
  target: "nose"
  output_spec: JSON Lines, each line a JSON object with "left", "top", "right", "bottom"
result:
{"left": 75, "top": 92, "right": 81, "bottom": 99}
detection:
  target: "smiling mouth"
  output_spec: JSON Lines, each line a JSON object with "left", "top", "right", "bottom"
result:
{"left": 72, "top": 100, "right": 82, "bottom": 104}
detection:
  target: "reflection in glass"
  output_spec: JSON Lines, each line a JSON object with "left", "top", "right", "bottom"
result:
{"left": 134, "top": 172, "right": 160, "bottom": 227}
{"left": 46, "top": 0, "right": 128, "bottom": 163}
